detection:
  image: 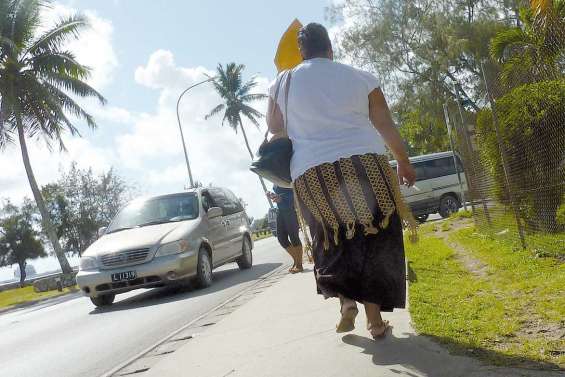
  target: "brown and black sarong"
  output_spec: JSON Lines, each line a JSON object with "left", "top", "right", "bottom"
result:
{"left": 293, "top": 153, "right": 417, "bottom": 311}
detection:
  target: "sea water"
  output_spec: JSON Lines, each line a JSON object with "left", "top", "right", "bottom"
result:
{"left": 0, "top": 255, "right": 80, "bottom": 283}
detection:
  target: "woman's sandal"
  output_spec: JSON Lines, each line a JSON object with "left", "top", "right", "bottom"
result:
{"left": 336, "top": 306, "right": 359, "bottom": 333}
{"left": 368, "top": 320, "right": 390, "bottom": 339}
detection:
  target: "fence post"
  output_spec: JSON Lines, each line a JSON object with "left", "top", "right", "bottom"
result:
{"left": 480, "top": 62, "right": 527, "bottom": 249}
{"left": 443, "top": 104, "right": 467, "bottom": 211}
{"left": 452, "top": 94, "right": 493, "bottom": 226}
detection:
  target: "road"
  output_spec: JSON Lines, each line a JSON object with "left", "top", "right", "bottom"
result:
{"left": 0, "top": 237, "right": 287, "bottom": 377}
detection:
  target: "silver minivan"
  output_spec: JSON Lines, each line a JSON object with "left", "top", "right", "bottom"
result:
{"left": 391, "top": 151, "right": 468, "bottom": 222}
{"left": 76, "top": 187, "right": 253, "bottom": 307}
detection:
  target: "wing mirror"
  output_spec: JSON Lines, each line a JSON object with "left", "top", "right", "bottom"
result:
{"left": 98, "top": 226, "right": 107, "bottom": 237}
{"left": 207, "top": 207, "right": 223, "bottom": 219}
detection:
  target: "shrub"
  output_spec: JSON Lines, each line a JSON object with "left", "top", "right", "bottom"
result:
{"left": 475, "top": 79, "right": 565, "bottom": 232}
{"left": 556, "top": 198, "right": 565, "bottom": 227}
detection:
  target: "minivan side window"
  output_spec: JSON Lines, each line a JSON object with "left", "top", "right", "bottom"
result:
{"left": 222, "top": 189, "right": 244, "bottom": 214}
{"left": 201, "top": 192, "right": 212, "bottom": 212}
{"left": 208, "top": 188, "right": 229, "bottom": 214}
{"left": 422, "top": 157, "right": 457, "bottom": 179}
{"left": 412, "top": 162, "right": 427, "bottom": 182}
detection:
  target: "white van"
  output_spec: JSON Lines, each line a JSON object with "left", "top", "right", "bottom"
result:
{"left": 390, "top": 151, "right": 468, "bottom": 222}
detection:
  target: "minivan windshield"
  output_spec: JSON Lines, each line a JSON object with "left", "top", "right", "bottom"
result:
{"left": 106, "top": 193, "right": 199, "bottom": 234}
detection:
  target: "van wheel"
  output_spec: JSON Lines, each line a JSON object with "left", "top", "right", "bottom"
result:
{"left": 439, "top": 195, "right": 460, "bottom": 218}
{"left": 416, "top": 214, "right": 429, "bottom": 223}
{"left": 90, "top": 294, "right": 115, "bottom": 307}
{"left": 195, "top": 248, "right": 213, "bottom": 288}
{"left": 237, "top": 237, "right": 253, "bottom": 270}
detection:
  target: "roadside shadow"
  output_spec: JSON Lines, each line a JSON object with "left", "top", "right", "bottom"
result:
{"left": 342, "top": 333, "right": 563, "bottom": 377}
{"left": 407, "top": 261, "right": 417, "bottom": 283}
{"left": 88, "top": 262, "right": 282, "bottom": 315}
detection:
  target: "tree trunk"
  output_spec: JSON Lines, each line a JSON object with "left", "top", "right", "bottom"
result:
{"left": 18, "top": 261, "right": 26, "bottom": 288}
{"left": 238, "top": 119, "right": 274, "bottom": 208}
{"left": 16, "top": 117, "right": 72, "bottom": 274}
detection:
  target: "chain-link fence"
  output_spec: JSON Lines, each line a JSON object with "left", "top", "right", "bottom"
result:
{"left": 444, "top": 7, "right": 564, "bottom": 257}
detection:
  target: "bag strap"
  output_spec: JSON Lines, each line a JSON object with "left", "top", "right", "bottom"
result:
{"left": 265, "top": 70, "right": 292, "bottom": 140}
{"left": 283, "top": 70, "right": 292, "bottom": 131}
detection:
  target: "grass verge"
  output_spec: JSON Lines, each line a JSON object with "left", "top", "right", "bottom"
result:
{"left": 252, "top": 231, "right": 273, "bottom": 241}
{"left": 406, "top": 218, "right": 564, "bottom": 369}
{"left": 0, "top": 285, "right": 77, "bottom": 310}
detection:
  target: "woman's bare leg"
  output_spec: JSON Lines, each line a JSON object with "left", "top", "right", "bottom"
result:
{"left": 336, "top": 295, "right": 358, "bottom": 333}
{"left": 364, "top": 302, "right": 388, "bottom": 338}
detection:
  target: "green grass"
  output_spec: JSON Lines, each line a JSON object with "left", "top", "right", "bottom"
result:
{"left": 252, "top": 231, "right": 273, "bottom": 241}
{"left": 471, "top": 206, "right": 565, "bottom": 258}
{"left": 0, "top": 285, "right": 77, "bottom": 309}
{"left": 450, "top": 209, "right": 473, "bottom": 219}
{"left": 406, "top": 223, "right": 565, "bottom": 369}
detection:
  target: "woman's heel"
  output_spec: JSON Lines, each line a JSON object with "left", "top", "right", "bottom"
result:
{"left": 336, "top": 296, "right": 358, "bottom": 333}
{"left": 368, "top": 320, "right": 389, "bottom": 339}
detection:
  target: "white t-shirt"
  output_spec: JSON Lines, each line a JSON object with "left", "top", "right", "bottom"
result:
{"left": 268, "top": 58, "right": 387, "bottom": 180}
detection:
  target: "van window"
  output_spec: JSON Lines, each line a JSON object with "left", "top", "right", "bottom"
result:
{"left": 412, "top": 162, "right": 428, "bottom": 181}
{"left": 201, "top": 192, "right": 212, "bottom": 212}
{"left": 222, "top": 189, "right": 244, "bottom": 214}
{"left": 422, "top": 157, "right": 457, "bottom": 179}
{"left": 208, "top": 188, "right": 230, "bottom": 214}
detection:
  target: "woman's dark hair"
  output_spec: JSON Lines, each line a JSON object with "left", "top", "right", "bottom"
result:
{"left": 298, "top": 23, "right": 332, "bottom": 59}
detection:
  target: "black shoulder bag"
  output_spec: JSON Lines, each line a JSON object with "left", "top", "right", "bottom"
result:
{"left": 250, "top": 70, "right": 293, "bottom": 188}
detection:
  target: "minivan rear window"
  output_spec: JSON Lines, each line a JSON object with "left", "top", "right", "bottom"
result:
{"left": 413, "top": 157, "right": 462, "bottom": 181}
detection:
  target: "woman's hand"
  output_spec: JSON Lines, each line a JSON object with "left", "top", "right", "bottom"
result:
{"left": 368, "top": 89, "right": 416, "bottom": 187}
{"left": 397, "top": 160, "right": 416, "bottom": 187}
{"left": 267, "top": 192, "right": 281, "bottom": 203}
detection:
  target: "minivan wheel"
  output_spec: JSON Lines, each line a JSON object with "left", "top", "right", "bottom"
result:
{"left": 90, "top": 293, "right": 115, "bottom": 307}
{"left": 237, "top": 237, "right": 253, "bottom": 270}
{"left": 439, "top": 195, "right": 460, "bottom": 218}
{"left": 195, "top": 248, "right": 213, "bottom": 288}
{"left": 416, "top": 214, "right": 429, "bottom": 223}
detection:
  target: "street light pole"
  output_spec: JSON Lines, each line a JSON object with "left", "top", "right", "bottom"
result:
{"left": 176, "top": 76, "right": 216, "bottom": 188}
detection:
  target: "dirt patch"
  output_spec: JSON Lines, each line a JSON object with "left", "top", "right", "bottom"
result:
{"left": 431, "top": 218, "right": 490, "bottom": 278}
{"left": 516, "top": 319, "right": 565, "bottom": 342}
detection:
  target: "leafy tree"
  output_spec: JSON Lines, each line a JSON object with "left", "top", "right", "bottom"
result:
{"left": 329, "top": 0, "right": 520, "bottom": 153}
{"left": 0, "top": 200, "right": 46, "bottom": 287}
{"left": 205, "top": 63, "right": 273, "bottom": 208}
{"left": 476, "top": 79, "right": 565, "bottom": 232}
{"left": 490, "top": 0, "right": 565, "bottom": 89}
{"left": 42, "top": 163, "right": 132, "bottom": 256}
{"left": 0, "top": 0, "right": 106, "bottom": 273}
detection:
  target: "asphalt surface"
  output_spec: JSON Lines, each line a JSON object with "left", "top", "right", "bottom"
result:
{"left": 0, "top": 237, "right": 287, "bottom": 377}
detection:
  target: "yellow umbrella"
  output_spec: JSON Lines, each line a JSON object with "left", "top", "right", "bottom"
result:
{"left": 274, "top": 19, "right": 303, "bottom": 72}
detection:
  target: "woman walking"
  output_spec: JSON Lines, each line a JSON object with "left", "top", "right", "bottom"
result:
{"left": 266, "top": 23, "right": 417, "bottom": 339}
{"left": 268, "top": 185, "right": 304, "bottom": 273}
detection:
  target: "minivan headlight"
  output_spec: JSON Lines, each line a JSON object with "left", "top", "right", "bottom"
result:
{"left": 155, "top": 240, "right": 190, "bottom": 257}
{"left": 79, "top": 256, "right": 98, "bottom": 271}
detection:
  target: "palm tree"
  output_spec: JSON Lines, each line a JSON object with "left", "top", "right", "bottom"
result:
{"left": 0, "top": 0, "right": 106, "bottom": 273}
{"left": 489, "top": 0, "right": 564, "bottom": 89}
{"left": 205, "top": 63, "right": 273, "bottom": 208}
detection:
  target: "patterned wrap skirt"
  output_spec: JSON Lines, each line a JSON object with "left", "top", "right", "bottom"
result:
{"left": 293, "top": 153, "right": 417, "bottom": 311}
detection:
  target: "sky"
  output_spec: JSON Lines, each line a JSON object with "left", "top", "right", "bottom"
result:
{"left": 0, "top": 0, "right": 342, "bottom": 220}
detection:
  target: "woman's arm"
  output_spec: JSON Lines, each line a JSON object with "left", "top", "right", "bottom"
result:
{"left": 368, "top": 88, "right": 416, "bottom": 187}
{"left": 266, "top": 97, "right": 286, "bottom": 141}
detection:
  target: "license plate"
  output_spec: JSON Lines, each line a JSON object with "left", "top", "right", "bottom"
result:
{"left": 111, "top": 271, "right": 137, "bottom": 282}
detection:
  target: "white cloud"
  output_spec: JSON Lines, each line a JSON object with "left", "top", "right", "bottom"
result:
{"left": 0, "top": 3, "right": 120, "bottom": 205}
{"left": 1, "top": 27, "right": 273, "bottom": 219}
{"left": 41, "top": 3, "right": 118, "bottom": 90}
{"left": 123, "top": 50, "right": 273, "bottom": 217}
{"left": 0, "top": 137, "right": 115, "bottom": 202}
{"left": 90, "top": 104, "right": 135, "bottom": 125}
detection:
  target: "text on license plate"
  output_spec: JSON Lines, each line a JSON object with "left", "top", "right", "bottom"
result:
{"left": 111, "top": 271, "right": 137, "bottom": 282}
